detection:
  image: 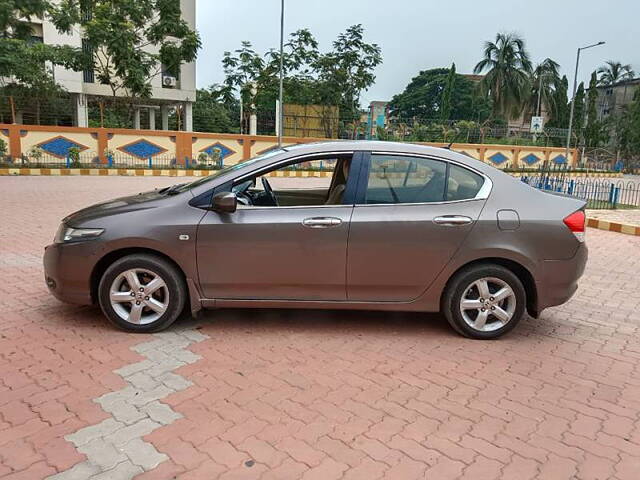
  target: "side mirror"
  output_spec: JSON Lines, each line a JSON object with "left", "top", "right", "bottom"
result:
{"left": 212, "top": 191, "right": 237, "bottom": 213}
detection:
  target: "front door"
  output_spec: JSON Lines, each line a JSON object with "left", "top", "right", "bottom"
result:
{"left": 196, "top": 154, "right": 359, "bottom": 300}
{"left": 347, "top": 153, "right": 488, "bottom": 302}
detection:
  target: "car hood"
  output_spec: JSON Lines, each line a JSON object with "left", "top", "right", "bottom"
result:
{"left": 64, "top": 189, "right": 176, "bottom": 225}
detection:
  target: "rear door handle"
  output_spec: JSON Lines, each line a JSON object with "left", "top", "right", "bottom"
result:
{"left": 433, "top": 215, "right": 473, "bottom": 226}
{"left": 302, "top": 217, "right": 342, "bottom": 228}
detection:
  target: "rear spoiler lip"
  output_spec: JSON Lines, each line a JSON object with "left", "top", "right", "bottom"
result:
{"left": 538, "top": 189, "right": 587, "bottom": 210}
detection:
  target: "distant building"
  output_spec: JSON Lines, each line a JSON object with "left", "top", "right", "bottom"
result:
{"left": 594, "top": 78, "right": 640, "bottom": 121}
{"left": 462, "top": 74, "right": 484, "bottom": 84}
{"left": 22, "top": 0, "right": 196, "bottom": 131}
{"left": 367, "top": 101, "right": 389, "bottom": 139}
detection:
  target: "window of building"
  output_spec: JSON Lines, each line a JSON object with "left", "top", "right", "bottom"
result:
{"left": 82, "top": 39, "right": 94, "bottom": 83}
{"left": 161, "top": 64, "right": 181, "bottom": 88}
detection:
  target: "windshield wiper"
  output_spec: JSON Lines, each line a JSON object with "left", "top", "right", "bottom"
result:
{"left": 158, "top": 183, "right": 186, "bottom": 195}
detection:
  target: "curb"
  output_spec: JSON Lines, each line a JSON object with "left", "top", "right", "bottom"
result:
{"left": 586, "top": 217, "right": 640, "bottom": 236}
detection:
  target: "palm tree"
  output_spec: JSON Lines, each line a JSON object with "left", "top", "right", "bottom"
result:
{"left": 530, "top": 58, "right": 561, "bottom": 117}
{"left": 597, "top": 61, "right": 636, "bottom": 107}
{"left": 474, "top": 33, "right": 533, "bottom": 120}
{"left": 597, "top": 61, "right": 635, "bottom": 86}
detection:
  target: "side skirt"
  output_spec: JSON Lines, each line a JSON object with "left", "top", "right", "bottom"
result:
{"left": 200, "top": 297, "right": 437, "bottom": 313}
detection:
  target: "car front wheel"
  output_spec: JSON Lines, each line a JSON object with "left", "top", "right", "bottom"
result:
{"left": 98, "top": 254, "right": 186, "bottom": 333}
{"left": 442, "top": 264, "right": 526, "bottom": 339}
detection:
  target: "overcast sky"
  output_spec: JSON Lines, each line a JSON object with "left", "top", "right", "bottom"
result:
{"left": 196, "top": 0, "right": 639, "bottom": 106}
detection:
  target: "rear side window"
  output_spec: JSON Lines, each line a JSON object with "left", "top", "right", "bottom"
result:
{"left": 364, "top": 155, "right": 447, "bottom": 204}
{"left": 447, "top": 164, "right": 484, "bottom": 201}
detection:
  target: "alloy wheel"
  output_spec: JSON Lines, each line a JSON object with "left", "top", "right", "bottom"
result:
{"left": 459, "top": 277, "right": 516, "bottom": 332}
{"left": 109, "top": 268, "right": 169, "bottom": 325}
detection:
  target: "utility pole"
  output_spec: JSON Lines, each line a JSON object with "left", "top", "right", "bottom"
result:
{"left": 566, "top": 41, "right": 605, "bottom": 163}
{"left": 277, "top": 0, "right": 285, "bottom": 146}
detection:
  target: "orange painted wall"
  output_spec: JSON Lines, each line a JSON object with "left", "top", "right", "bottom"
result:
{"left": 1, "top": 124, "right": 579, "bottom": 168}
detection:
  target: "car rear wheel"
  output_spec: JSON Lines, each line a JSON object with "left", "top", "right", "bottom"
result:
{"left": 442, "top": 264, "right": 526, "bottom": 339}
{"left": 98, "top": 254, "right": 186, "bottom": 333}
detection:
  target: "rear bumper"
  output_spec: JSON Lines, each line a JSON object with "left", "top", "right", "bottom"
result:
{"left": 43, "top": 242, "right": 97, "bottom": 305}
{"left": 536, "top": 242, "right": 588, "bottom": 311}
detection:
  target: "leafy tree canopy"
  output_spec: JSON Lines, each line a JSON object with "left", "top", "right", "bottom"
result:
{"left": 474, "top": 33, "right": 532, "bottom": 120}
{"left": 597, "top": 61, "right": 635, "bottom": 86}
{"left": 389, "top": 67, "right": 490, "bottom": 122}
{"left": 50, "top": 0, "right": 201, "bottom": 97}
{"left": 192, "top": 88, "right": 234, "bottom": 134}
{"left": 217, "top": 25, "right": 381, "bottom": 122}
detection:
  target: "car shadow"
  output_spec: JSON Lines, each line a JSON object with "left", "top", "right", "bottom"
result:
{"left": 191, "top": 308, "right": 456, "bottom": 339}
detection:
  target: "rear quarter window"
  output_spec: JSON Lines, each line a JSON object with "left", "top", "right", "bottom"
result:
{"left": 447, "top": 164, "right": 484, "bottom": 201}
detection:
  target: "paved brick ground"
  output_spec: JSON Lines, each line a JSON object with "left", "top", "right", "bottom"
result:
{"left": 1, "top": 176, "right": 640, "bottom": 480}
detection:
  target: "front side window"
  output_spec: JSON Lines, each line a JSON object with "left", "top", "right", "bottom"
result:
{"left": 364, "top": 155, "right": 447, "bottom": 204}
{"left": 232, "top": 154, "right": 353, "bottom": 207}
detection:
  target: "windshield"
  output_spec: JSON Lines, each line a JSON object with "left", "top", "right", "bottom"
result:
{"left": 169, "top": 148, "right": 286, "bottom": 193}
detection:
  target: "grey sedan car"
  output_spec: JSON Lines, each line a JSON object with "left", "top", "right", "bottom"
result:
{"left": 44, "top": 141, "right": 587, "bottom": 339}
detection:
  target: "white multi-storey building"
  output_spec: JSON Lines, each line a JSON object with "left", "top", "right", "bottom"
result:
{"left": 29, "top": 0, "right": 196, "bottom": 131}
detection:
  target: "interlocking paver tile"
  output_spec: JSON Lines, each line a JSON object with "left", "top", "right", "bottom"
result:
{"left": 1, "top": 175, "right": 640, "bottom": 479}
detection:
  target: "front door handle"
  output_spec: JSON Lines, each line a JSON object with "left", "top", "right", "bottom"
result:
{"left": 433, "top": 215, "right": 473, "bottom": 226}
{"left": 302, "top": 217, "right": 342, "bottom": 228}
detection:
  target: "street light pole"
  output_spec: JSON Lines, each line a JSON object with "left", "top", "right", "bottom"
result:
{"left": 277, "top": 0, "right": 285, "bottom": 147}
{"left": 565, "top": 41, "right": 605, "bottom": 163}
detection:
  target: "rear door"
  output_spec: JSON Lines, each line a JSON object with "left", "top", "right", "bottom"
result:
{"left": 346, "top": 153, "right": 489, "bottom": 302}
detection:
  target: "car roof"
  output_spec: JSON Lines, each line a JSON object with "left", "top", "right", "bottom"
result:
{"left": 282, "top": 140, "right": 497, "bottom": 175}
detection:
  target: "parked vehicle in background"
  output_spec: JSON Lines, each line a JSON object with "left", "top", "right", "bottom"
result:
{"left": 44, "top": 141, "right": 587, "bottom": 339}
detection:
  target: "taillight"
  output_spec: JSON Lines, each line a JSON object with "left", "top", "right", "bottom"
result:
{"left": 563, "top": 210, "right": 586, "bottom": 242}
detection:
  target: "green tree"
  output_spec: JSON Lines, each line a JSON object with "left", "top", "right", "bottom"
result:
{"left": 389, "top": 68, "right": 490, "bottom": 121}
{"left": 50, "top": 0, "right": 201, "bottom": 98}
{"left": 546, "top": 76, "right": 569, "bottom": 129}
{"left": 624, "top": 89, "right": 640, "bottom": 160}
{"left": 440, "top": 63, "right": 456, "bottom": 121}
{"left": 584, "top": 71, "right": 607, "bottom": 148}
{"left": 529, "top": 58, "right": 560, "bottom": 117}
{"left": 597, "top": 61, "right": 635, "bottom": 86}
{"left": 192, "top": 88, "right": 234, "bottom": 133}
{"left": 0, "top": 1, "right": 82, "bottom": 122}
{"left": 572, "top": 82, "right": 586, "bottom": 143}
{"left": 473, "top": 33, "right": 532, "bottom": 120}
{"left": 314, "top": 24, "right": 382, "bottom": 124}
{"left": 219, "top": 25, "right": 382, "bottom": 136}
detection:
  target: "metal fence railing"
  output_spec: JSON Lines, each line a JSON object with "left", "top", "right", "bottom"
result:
{"left": 0, "top": 152, "right": 226, "bottom": 170}
{"left": 521, "top": 176, "right": 640, "bottom": 209}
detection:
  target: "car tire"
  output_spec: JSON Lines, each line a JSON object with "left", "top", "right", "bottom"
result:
{"left": 442, "top": 264, "right": 526, "bottom": 339}
{"left": 98, "top": 254, "right": 186, "bottom": 333}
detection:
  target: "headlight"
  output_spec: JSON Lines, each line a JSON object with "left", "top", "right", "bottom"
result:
{"left": 54, "top": 224, "right": 104, "bottom": 243}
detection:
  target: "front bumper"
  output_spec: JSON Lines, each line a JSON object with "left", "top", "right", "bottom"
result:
{"left": 43, "top": 241, "right": 99, "bottom": 305}
{"left": 536, "top": 242, "right": 588, "bottom": 311}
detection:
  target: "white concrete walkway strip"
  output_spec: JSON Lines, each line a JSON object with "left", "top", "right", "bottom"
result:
{"left": 47, "top": 327, "right": 208, "bottom": 480}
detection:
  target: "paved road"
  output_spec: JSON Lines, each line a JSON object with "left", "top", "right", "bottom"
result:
{"left": 1, "top": 176, "right": 640, "bottom": 480}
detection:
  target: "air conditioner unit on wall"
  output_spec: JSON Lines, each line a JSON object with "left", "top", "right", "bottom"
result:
{"left": 163, "top": 76, "right": 177, "bottom": 88}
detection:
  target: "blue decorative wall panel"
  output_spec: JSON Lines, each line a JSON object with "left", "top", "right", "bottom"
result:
{"left": 488, "top": 152, "right": 508, "bottom": 165}
{"left": 200, "top": 142, "right": 235, "bottom": 160}
{"left": 119, "top": 139, "right": 167, "bottom": 159}
{"left": 38, "top": 137, "right": 87, "bottom": 158}
{"left": 521, "top": 153, "right": 540, "bottom": 165}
